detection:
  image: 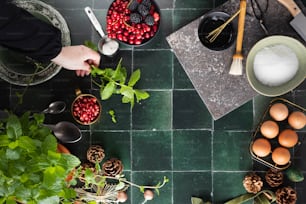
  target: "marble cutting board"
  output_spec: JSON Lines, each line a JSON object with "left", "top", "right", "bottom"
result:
{"left": 167, "top": 0, "right": 306, "bottom": 120}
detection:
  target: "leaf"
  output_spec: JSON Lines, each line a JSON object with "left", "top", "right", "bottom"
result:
{"left": 120, "top": 86, "right": 134, "bottom": 99}
{"left": 37, "top": 196, "right": 60, "bottom": 204}
{"left": 191, "top": 197, "right": 206, "bottom": 204}
{"left": 122, "top": 95, "right": 131, "bottom": 104}
{"left": 139, "top": 186, "right": 145, "bottom": 193}
{"left": 155, "top": 188, "right": 160, "bottom": 196}
{"left": 6, "top": 115, "right": 22, "bottom": 139}
{"left": 285, "top": 165, "right": 304, "bottom": 182}
{"left": 115, "top": 182, "right": 126, "bottom": 191}
{"left": 60, "top": 154, "right": 81, "bottom": 170}
{"left": 6, "top": 148, "right": 20, "bottom": 160}
{"left": 18, "top": 136, "right": 36, "bottom": 152}
{"left": 41, "top": 134, "right": 57, "bottom": 154}
{"left": 128, "top": 69, "right": 141, "bottom": 87}
{"left": 91, "top": 66, "right": 105, "bottom": 76}
{"left": 108, "top": 110, "right": 117, "bottom": 123}
{"left": 0, "top": 135, "right": 10, "bottom": 147}
{"left": 134, "top": 89, "right": 150, "bottom": 103}
{"left": 101, "top": 81, "right": 116, "bottom": 100}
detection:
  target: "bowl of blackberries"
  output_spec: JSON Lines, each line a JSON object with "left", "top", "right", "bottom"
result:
{"left": 106, "top": 0, "right": 161, "bottom": 46}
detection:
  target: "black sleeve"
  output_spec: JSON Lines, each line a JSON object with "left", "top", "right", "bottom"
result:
{"left": 0, "top": 0, "right": 62, "bottom": 63}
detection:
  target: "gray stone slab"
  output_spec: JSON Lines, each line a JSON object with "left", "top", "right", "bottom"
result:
{"left": 167, "top": 0, "right": 306, "bottom": 120}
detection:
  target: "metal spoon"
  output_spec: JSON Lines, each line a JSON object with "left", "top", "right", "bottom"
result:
{"left": 42, "top": 101, "right": 66, "bottom": 114}
{"left": 43, "top": 121, "right": 82, "bottom": 143}
{"left": 84, "top": 7, "right": 119, "bottom": 57}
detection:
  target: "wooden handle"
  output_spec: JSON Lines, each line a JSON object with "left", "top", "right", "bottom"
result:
{"left": 235, "top": 0, "right": 247, "bottom": 53}
{"left": 277, "top": 0, "right": 301, "bottom": 17}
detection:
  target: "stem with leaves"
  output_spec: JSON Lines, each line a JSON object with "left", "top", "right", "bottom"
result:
{"left": 91, "top": 58, "right": 150, "bottom": 109}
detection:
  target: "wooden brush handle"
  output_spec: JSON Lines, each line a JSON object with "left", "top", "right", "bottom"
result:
{"left": 277, "top": 0, "right": 301, "bottom": 17}
{"left": 235, "top": 0, "right": 247, "bottom": 54}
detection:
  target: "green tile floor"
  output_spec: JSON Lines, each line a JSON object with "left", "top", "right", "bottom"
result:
{"left": 1, "top": 0, "right": 306, "bottom": 203}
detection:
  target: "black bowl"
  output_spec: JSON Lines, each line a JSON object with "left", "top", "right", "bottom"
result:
{"left": 198, "top": 11, "right": 235, "bottom": 51}
{"left": 106, "top": 0, "right": 161, "bottom": 47}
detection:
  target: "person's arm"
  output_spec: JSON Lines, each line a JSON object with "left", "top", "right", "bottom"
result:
{"left": 0, "top": 0, "right": 62, "bottom": 63}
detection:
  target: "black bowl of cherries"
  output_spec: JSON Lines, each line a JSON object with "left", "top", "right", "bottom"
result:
{"left": 106, "top": 0, "right": 160, "bottom": 46}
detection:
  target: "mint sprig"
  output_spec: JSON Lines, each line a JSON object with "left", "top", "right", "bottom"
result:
{"left": 91, "top": 58, "right": 150, "bottom": 108}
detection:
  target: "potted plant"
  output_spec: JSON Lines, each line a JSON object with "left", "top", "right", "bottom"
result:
{"left": 0, "top": 112, "right": 81, "bottom": 204}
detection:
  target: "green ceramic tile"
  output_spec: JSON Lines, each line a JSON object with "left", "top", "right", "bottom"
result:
{"left": 93, "top": 0, "right": 112, "bottom": 9}
{"left": 173, "top": 90, "right": 212, "bottom": 129}
{"left": 133, "top": 50, "right": 172, "bottom": 89}
{"left": 253, "top": 95, "right": 271, "bottom": 128}
{"left": 213, "top": 131, "right": 253, "bottom": 171}
{"left": 91, "top": 131, "right": 131, "bottom": 170}
{"left": 173, "top": 130, "right": 212, "bottom": 170}
{"left": 91, "top": 91, "right": 131, "bottom": 130}
{"left": 0, "top": 88, "right": 10, "bottom": 109}
{"left": 175, "top": 0, "right": 213, "bottom": 9}
{"left": 213, "top": 172, "right": 252, "bottom": 204}
{"left": 296, "top": 174, "right": 306, "bottom": 204}
{"left": 131, "top": 171, "right": 172, "bottom": 204}
{"left": 132, "top": 91, "right": 171, "bottom": 130}
{"left": 132, "top": 131, "right": 172, "bottom": 170}
{"left": 173, "top": 56, "right": 194, "bottom": 89}
{"left": 215, "top": 0, "right": 229, "bottom": 7}
{"left": 155, "top": 0, "right": 174, "bottom": 9}
{"left": 214, "top": 101, "right": 253, "bottom": 130}
{"left": 173, "top": 9, "right": 208, "bottom": 31}
{"left": 173, "top": 172, "right": 212, "bottom": 204}
{"left": 135, "top": 10, "right": 173, "bottom": 49}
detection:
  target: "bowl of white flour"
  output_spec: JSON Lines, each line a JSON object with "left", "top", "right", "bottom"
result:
{"left": 246, "top": 35, "right": 306, "bottom": 96}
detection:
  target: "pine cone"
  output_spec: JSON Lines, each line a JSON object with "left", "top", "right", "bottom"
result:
{"left": 243, "top": 172, "right": 263, "bottom": 194}
{"left": 87, "top": 145, "right": 105, "bottom": 163}
{"left": 276, "top": 186, "right": 297, "bottom": 204}
{"left": 265, "top": 168, "right": 283, "bottom": 187}
{"left": 102, "top": 158, "right": 124, "bottom": 177}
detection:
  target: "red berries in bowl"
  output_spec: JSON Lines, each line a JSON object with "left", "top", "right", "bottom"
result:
{"left": 106, "top": 0, "right": 160, "bottom": 46}
{"left": 72, "top": 94, "right": 101, "bottom": 125}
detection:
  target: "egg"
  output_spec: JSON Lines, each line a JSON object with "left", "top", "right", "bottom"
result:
{"left": 278, "top": 129, "right": 298, "bottom": 148}
{"left": 269, "top": 103, "right": 289, "bottom": 121}
{"left": 117, "top": 191, "right": 128, "bottom": 203}
{"left": 272, "top": 147, "right": 291, "bottom": 165}
{"left": 260, "top": 120, "right": 279, "bottom": 139}
{"left": 288, "top": 111, "right": 306, "bottom": 129}
{"left": 252, "top": 138, "right": 271, "bottom": 157}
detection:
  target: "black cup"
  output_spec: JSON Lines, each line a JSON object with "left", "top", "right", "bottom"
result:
{"left": 198, "top": 11, "right": 235, "bottom": 51}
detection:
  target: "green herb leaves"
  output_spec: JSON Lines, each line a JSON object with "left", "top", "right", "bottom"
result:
{"left": 0, "top": 112, "right": 81, "bottom": 203}
{"left": 91, "top": 58, "right": 150, "bottom": 109}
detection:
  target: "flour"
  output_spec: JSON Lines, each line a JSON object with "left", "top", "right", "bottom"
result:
{"left": 253, "top": 44, "right": 299, "bottom": 87}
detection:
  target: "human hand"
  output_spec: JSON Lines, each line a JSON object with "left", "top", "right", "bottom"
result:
{"left": 51, "top": 45, "right": 100, "bottom": 77}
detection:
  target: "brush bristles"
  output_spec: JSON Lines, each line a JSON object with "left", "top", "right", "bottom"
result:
{"left": 229, "top": 55, "right": 243, "bottom": 75}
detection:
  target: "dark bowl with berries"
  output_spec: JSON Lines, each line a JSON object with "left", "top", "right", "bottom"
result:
{"left": 106, "top": 0, "right": 161, "bottom": 46}
{"left": 71, "top": 89, "right": 102, "bottom": 125}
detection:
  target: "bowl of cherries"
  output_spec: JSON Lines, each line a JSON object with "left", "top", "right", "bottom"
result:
{"left": 106, "top": 0, "right": 160, "bottom": 46}
{"left": 71, "top": 89, "right": 102, "bottom": 125}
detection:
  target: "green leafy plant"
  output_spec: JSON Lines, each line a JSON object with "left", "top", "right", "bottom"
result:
{"left": 71, "top": 164, "right": 169, "bottom": 203}
{"left": 0, "top": 112, "right": 81, "bottom": 204}
{"left": 91, "top": 58, "right": 150, "bottom": 108}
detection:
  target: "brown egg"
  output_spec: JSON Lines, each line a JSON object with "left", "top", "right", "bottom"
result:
{"left": 252, "top": 138, "right": 271, "bottom": 157}
{"left": 278, "top": 129, "right": 298, "bottom": 148}
{"left": 269, "top": 103, "right": 289, "bottom": 121}
{"left": 260, "top": 120, "right": 279, "bottom": 139}
{"left": 272, "top": 147, "right": 291, "bottom": 165}
{"left": 117, "top": 191, "right": 128, "bottom": 203}
{"left": 288, "top": 111, "right": 306, "bottom": 129}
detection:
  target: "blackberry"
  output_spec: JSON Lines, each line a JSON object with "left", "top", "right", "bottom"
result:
{"left": 137, "top": 4, "right": 149, "bottom": 16}
{"left": 144, "top": 15, "right": 154, "bottom": 26}
{"left": 141, "top": 0, "right": 152, "bottom": 8}
{"left": 130, "top": 13, "right": 142, "bottom": 24}
{"left": 128, "top": 0, "right": 139, "bottom": 11}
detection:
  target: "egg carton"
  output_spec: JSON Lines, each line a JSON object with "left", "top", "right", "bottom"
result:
{"left": 249, "top": 98, "right": 306, "bottom": 170}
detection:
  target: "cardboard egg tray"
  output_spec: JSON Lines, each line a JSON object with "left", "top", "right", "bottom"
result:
{"left": 249, "top": 98, "right": 306, "bottom": 170}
